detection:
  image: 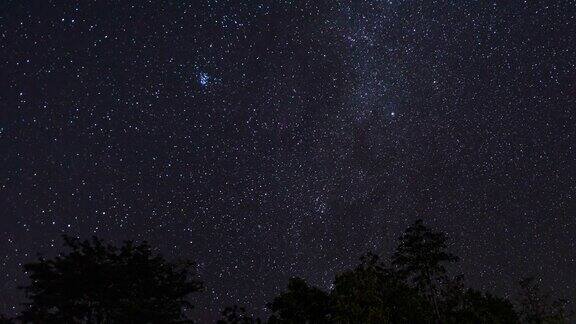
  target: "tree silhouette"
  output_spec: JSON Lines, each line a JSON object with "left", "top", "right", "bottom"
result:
{"left": 517, "top": 277, "right": 572, "bottom": 323}
{"left": 18, "top": 235, "right": 202, "bottom": 324}
{"left": 451, "top": 289, "right": 519, "bottom": 323}
{"left": 267, "top": 277, "right": 331, "bottom": 323}
{"left": 261, "top": 219, "right": 543, "bottom": 323}
{"left": 217, "top": 305, "right": 262, "bottom": 324}
{"left": 330, "top": 253, "right": 433, "bottom": 323}
{"left": 391, "top": 219, "right": 458, "bottom": 321}
{"left": 438, "top": 276, "right": 519, "bottom": 323}
{"left": 8, "top": 220, "right": 572, "bottom": 323}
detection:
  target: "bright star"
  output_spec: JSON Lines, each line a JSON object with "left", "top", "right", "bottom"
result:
{"left": 199, "top": 72, "right": 210, "bottom": 87}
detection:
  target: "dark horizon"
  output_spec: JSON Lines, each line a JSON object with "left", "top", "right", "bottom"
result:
{"left": 1, "top": 1, "right": 575, "bottom": 322}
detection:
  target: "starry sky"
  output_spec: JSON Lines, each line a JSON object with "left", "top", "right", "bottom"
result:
{"left": 1, "top": 1, "right": 575, "bottom": 321}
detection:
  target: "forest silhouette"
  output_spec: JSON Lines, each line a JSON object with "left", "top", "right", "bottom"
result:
{"left": 1, "top": 220, "right": 571, "bottom": 323}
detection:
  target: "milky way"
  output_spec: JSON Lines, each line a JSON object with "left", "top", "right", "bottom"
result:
{"left": 1, "top": 1, "right": 575, "bottom": 321}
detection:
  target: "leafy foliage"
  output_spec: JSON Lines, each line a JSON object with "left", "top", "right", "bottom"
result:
{"left": 19, "top": 236, "right": 202, "bottom": 324}
{"left": 262, "top": 219, "right": 571, "bottom": 324}
{"left": 12, "top": 220, "right": 572, "bottom": 323}
{"left": 268, "top": 277, "right": 331, "bottom": 323}
{"left": 392, "top": 219, "right": 458, "bottom": 290}
{"left": 391, "top": 219, "right": 458, "bottom": 321}
{"left": 217, "top": 305, "right": 262, "bottom": 324}
{"left": 330, "top": 253, "right": 433, "bottom": 323}
{"left": 517, "top": 277, "right": 572, "bottom": 324}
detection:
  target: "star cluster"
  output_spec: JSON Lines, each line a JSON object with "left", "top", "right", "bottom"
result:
{"left": 1, "top": 1, "right": 575, "bottom": 321}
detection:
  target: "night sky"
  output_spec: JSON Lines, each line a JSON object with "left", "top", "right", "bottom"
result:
{"left": 1, "top": 1, "right": 575, "bottom": 321}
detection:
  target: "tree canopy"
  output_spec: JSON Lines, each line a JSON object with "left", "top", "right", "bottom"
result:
{"left": 1, "top": 220, "right": 570, "bottom": 323}
{"left": 18, "top": 236, "right": 202, "bottom": 324}
{"left": 263, "top": 220, "right": 571, "bottom": 324}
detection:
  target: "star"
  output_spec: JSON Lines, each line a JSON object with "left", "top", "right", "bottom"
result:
{"left": 1, "top": 1, "right": 574, "bottom": 322}
{"left": 199, "top": 72, "right": 210, "bottom": 87}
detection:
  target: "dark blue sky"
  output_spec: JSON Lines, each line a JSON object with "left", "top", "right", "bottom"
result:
{"left": 1, "top": 1, "right": 575, "bottom": 321}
